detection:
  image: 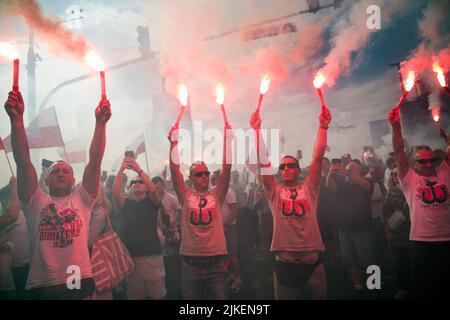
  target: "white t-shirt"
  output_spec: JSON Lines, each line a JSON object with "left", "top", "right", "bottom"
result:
{"left": 399, "top": 161, "right": 450, "bottom": 242}
{"left": 179, "top": 188, "right": 227, "bottom": 256}
{"left": 23, "top": 185, "right": 95, "bottom": 289}
{"left": 266, "top": 177, "right": 324, "bottom": 252}
{"left": 221, "top": 189, "right": 237, "bottom": 225}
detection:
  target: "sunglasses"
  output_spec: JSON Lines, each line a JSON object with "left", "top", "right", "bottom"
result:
{"left": 415, "top": 158, "right": 437, "bottom": 165}
{"left": 279, "top": 163, "right": 299, "bottom": 170}
{"left": 192, "top": 171, "right": 210, "bottom": 178}
{"left": 130, "top": 180, "right": 144, "bottom": 185}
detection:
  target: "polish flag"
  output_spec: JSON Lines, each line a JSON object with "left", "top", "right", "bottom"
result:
{"left": 58, "top": 139, "right": 86, "bottom": 164}
{"left": 2, "top": 106, "right": 64, "bottom": 153}
{"left": 126, "top": 133, "right": 146, "bottom": 157}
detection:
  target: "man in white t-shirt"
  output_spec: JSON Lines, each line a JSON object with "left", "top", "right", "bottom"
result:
{"left": 167, "top": 114, "right": 233, "bottom": 299}
{"left": 250, "top": 105, "right": 332, "bottom": 300}
{"left": 389, "top": 106, "right": 450, "bottom": 299}
{"left": 4, "top": 90, "right": 111, "bottom": 299}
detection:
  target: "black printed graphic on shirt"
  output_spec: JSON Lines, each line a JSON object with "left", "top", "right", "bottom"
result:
{"left": 417, "top": 179, "right": 449, "bottom": 209}
{"left": 189, "top": 197, "right": 216, "bottom": 227}
{"left": 39, "top": 203, "right": 83, "bottom": 248}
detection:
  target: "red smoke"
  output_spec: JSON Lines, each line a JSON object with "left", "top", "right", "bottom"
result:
{"left": 5, "top": 0, "right": 91, "bottom": 60}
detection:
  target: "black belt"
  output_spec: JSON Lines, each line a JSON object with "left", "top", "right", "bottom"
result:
{"left": 182, "top": 255, "right": 226, "bottom": 266}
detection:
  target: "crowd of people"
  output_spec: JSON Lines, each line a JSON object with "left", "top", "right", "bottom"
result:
{"left": 0, "top": 89, "right": 449, "bottom": 300}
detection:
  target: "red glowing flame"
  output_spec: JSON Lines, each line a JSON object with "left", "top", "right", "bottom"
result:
{"left": 216, "top": 84, "right": 225, "bottom": 105}
{"left": 178, "top": 84, "right": 189, "bottom": 107}
{"left": 84, "top": 51, "right": 105, "bottom": 71}
{"left": 432, "top": 61, "right": 446, "bottom": 88}
{"left": 260, "top": 74, "right": 270, "bottom": 95}
{"left": 0, "top": 42, "right": 19, "bottom": 60}
{"left": 404, "top": 71, "right": 415, "bottom": 92}
{"left": 432, "top": 108, "right": 440, "bottom": 122}
{"left": 313, "top": 71, "right": 325, "bottom": 89}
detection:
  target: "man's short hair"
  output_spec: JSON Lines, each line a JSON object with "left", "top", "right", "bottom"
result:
{"left": 350, "top": 159, "right": 362, "bottom": 166}
{"left": 280, "top": 155, "right": 300, "bottom": 167}
{"left": 151, "top": 176, "right": 164, "bottom": 184}
{"left": 408, "top": 145, "right": 433, "bottom": 161}
{"left": 189, "top": 161, "right": 207, "bottom": 175}
{"left": 46, "top": 160, "right": 73, "bottom": 177}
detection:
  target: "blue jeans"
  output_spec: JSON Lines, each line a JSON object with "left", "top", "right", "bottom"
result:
{"left": 181, "top": 256, "right": 229, "bottom": 300}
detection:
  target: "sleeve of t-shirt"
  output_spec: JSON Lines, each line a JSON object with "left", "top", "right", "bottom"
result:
{"left": 22, "top": 187, "right": 47, "bottom": 216}
{"left": 264, "top": 180, "right": 280, "bottom": 204}
{"left": 398, "top": 168, "right": 414, "bottom": 194}
{"left": 226, "top": 189, "right": 237, "bottom": 204}
{"left": 304, "top": 176, "right": 319, "bottom": 204}
{"left": 438, "top": 160, "right": 450, "bottom": 180}
{"left": 76, "top": 184, "right": 96, "bottom": 208}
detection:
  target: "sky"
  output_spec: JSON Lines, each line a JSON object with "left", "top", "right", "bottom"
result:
{"left": 0, "top": 0, "right": 449, "bottom": 186}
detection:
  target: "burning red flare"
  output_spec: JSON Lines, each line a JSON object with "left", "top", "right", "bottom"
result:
{"left": 260, "top": 74, "right": 270, "bottom": 95}
{"left": 432, "top": 61, "right": 446, "bottom": 88}
{"left": 0, "top": 42, "right": 20, "bottom": 92}
{"left": 432, "top": 108, "right": 440, "bottom": 123}
{"left": 313, "top": 71, "right": 325, "bottom": 89}
{"left": 404, "top": 71, "right": 415, "bottom": 92}
{"left": 0, "top": 42, "right": 19, "bottom": 60}
{"left": 85, "top": 51, "right": 106, "bottom": 100}
{"left": 84, "top": 51, "right": 105, "bottom": 71}
{"left": 177, "top": 84, "right": 189, "bottom": 107}
{"left": 216, "top": 84, "right": 225, "bottom": 105}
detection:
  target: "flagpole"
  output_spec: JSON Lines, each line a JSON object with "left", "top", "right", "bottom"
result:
{"left": 143, "top": 131, "right": 150, "bottom": 174}
{"left": 53, "top": 107, "right": 67, "bottom": 161}
{"left": 144, "top": 149, "right": 150, "bottom": 175}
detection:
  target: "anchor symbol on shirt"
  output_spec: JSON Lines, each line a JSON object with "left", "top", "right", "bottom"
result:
{"left": 281, "top": 188, "right": 305, "bottom": 217}
{"left": 421, "top": 180, "right": 448, "bottom": 205}
{"left": 189, "top": 197, "right": 213, "bottom": 225}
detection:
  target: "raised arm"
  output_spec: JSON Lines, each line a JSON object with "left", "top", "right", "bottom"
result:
{"left": 82, "top": 99, "right": 111, "bottom": 199}
{"left": 168, "top": 125, "right": 187, "bottom": 204}
{"left": 125, "top": 157, "right": 160, "bottom": 205}
{"left": 113, "top": 160, "right": 127, "bottom": 209}
{"left": 250, "top": 111, "right": 276, "bottom": 192}
{"left": 4, "top": 91, "right": 37, "bottom": 203}
{"left": 216, "top": 123, "right": 233, "bottom": 204}
{"left": 388, "top": 107, "right": 409, "bottom": 179}
{"left": 308, "top": 106, "right": 332, "bottom": 190}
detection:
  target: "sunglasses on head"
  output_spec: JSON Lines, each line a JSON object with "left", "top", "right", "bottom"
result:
{"left": 279, "top": 163, "right": 299, "bottom": 170}
{"left": 415, "top": 158, "right": 437, "bottom": 165}
{"left": 192, "top": 171, "right": 210, "bottom": 178}
{"left": 130, "top": 180, "right": 144, "bottom": 185}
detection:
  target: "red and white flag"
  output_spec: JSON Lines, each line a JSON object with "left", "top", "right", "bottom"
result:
{"left": 126, "top": 133, "right": 146, "bottom": 157}
{"left": 2, "top": 106, "right": 64, "bottom": 153}
{"left": 58, "top": 139, "right": 86, "bottom": 164}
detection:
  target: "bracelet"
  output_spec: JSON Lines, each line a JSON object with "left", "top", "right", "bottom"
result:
{"left": 320, "top": 125, "right": 329, "bottom": 129}
{"left": 138, "top": 169, "right": 144, "bottom": 176}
